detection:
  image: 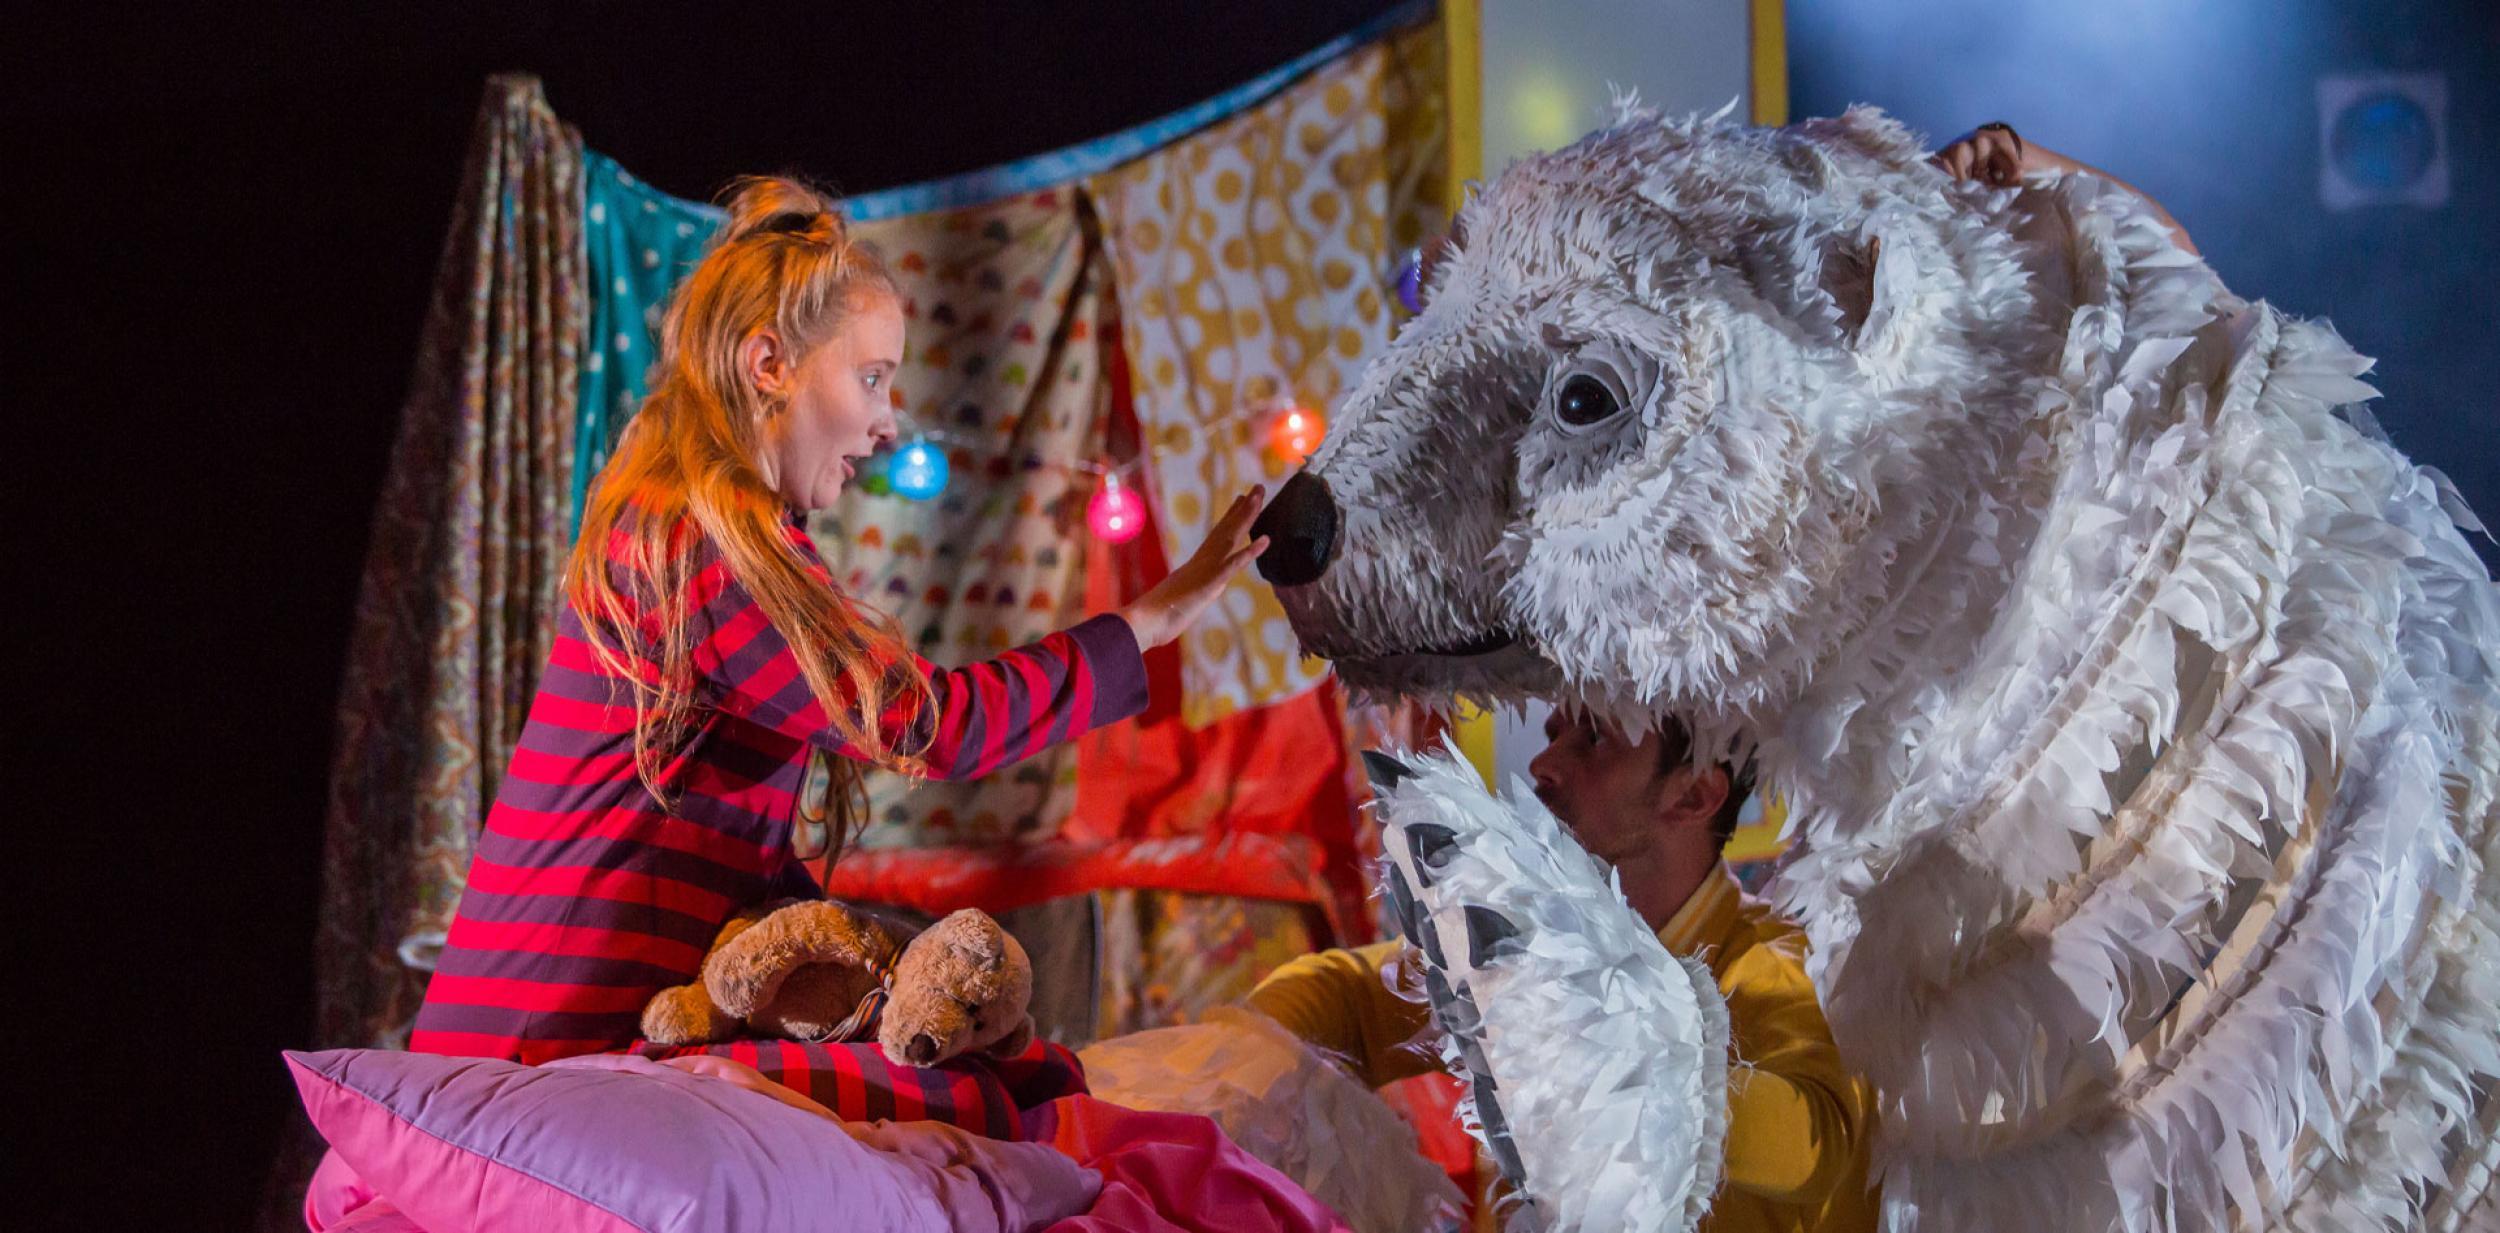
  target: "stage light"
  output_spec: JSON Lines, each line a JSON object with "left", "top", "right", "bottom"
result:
{"left": 2333, "top": 93, "right": 2434, "bottom": 191}
{"left": 858, "top": 452, "right": 894, "bottom": 497}
{"left": 2317, "top": 72, "right": 2448, "bottom": 210}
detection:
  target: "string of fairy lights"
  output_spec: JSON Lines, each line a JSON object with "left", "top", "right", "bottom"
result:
{"left": 861, "top": 249, "right": 1426, "bottom": 544}
{"left": 861, "top": 431, "right": 1158, "bottom": 543}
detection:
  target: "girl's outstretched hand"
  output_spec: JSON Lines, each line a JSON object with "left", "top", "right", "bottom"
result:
{"left": 1118, "top": 486, "right": 1270, "bottom": 652}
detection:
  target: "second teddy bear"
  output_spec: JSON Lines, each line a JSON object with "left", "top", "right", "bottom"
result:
{"left": 641, "top": 900, "right": 1035, "bottom": 1067}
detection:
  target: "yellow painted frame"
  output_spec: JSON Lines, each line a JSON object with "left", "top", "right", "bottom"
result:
{"left": 1441, "top": 0, "right": 1502, "bottom": 786}
{"left": 1728, "top": 0, "right": 1791, "bottom": 862}
{"left": 1750, "top": 0, "right": 1788, "bottom": 127}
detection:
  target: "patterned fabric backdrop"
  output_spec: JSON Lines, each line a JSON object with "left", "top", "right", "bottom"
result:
{"left": 1092, "top": 21, "right": 1447, "bottom": 728}
{"left": 573, "top": 154, "right": 719, "bottom": 534}
{"left": 807, "top": 188, "right": 1111, "bottom": 868}
{"left": 316, "top": 75, "right": 584, "bottom": 1050}
{"left": 312, "top": 9, "right": 1445, "bottom": 1051}
{"left": 1094, "top": 890, "right": 1322, "bottom": 1038}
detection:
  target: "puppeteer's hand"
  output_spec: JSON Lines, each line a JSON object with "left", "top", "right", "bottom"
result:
{"left": 1118, "top": 486, "right": 1269, "bottom": 651}
{"left": 1933, "top": 122, "right": 2029, "bottom": 186}
{"left": 1935, "top": 121, "right": 2201, "bottom": 255}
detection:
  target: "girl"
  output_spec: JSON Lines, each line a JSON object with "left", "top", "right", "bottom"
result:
{"left": 410, "top": 177, "right": 1266, "bottom": 1064}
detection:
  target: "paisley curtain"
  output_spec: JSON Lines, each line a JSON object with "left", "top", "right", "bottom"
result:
{"left": 314, "top": 74, "right": 585, "bottom": 1052}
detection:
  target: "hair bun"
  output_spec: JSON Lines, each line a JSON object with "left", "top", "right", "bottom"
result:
{"left": 719, "top": 175, "right": 844, "bottom": 246}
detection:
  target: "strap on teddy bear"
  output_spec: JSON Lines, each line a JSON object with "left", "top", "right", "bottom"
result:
{"left": 811, "top": 930, "right": 901, "bottom": 1044}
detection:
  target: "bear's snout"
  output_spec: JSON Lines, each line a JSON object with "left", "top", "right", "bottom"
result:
{"left": 905, "top": 1032, "right": 940, "bottom": 1065}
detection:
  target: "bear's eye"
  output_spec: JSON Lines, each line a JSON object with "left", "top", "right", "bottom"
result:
{"left": 1540, "top": 346, "right": 1651, "bottom": 436}
{"left": 1557, "top": 375, "right": 1618, "bottom": 426}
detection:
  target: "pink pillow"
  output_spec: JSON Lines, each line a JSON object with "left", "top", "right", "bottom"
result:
{"left": 287, "top": 1048, "right": 1096, "bottom": 1233}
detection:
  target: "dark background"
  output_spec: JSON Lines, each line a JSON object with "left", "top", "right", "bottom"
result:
{"left": 1793, "top": 0, "right": 2500, "bottom": 550}
{"left": 10, "top": 2, "right": 2492, "bottom": 1227}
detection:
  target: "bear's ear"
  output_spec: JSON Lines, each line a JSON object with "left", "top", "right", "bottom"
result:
{"left": 936, "top": 909, "right": 1005, "bottom": 957}
{"left": 938, "top": 910, "right": 1010, "bottom": 966}
{"left": 1794, "top": 105, "right": 1927, "bottom": 174}
{"left": 1823, "top": 225, "right": 1911, "bottom": 357}
{"left": 1819, "top": 233, "right": 1880, "bottom": 347}
{"left": 951, "top": 941, "right": 1011, "bottom": 1002}
{"left": 984, "top": 1014, "right": 1035, "bottom": 1060}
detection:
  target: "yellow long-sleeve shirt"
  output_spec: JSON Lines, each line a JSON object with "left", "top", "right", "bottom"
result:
{"left": 1247, "top": 864, "right": 1879, "bottom": 1233}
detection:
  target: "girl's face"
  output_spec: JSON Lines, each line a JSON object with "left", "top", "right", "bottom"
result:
{"left": 756, "top": 290, "right": 905, "bottom": 510}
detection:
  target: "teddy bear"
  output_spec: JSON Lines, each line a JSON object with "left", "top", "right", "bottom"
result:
{"left": 641, "top": 901, "right": 1035, "bottom": 1066}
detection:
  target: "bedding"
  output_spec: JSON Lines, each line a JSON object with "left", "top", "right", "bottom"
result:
{"left": 289, "top": 1048, "right": 1096, "bottom": 1233}
{"left": 1024, "top": 1095, "right": 1356, "bottom": 1233}
{"left": 291, "top": 1046, "right": 1354, "bottom": 1233}
{"left": 626, "top": 1035, "right": 1089, "bottom": 1139}
{"left": 1075, "top": 1009, "right": 1463, "bottom": 1233}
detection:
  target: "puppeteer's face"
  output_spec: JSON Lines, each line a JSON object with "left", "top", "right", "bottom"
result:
{"left": 759, "top": 290, "right": 904, "bottom": 510}
{"left": 1529, "top": 711, "right": 1673, "bottom": 868}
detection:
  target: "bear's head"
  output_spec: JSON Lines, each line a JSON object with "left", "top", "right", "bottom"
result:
{"left": 1255, "top": 106, "right": 2060, "bottom": 738}
{"left": 878, "top": 908, "right": 1035, "bottom": 1066}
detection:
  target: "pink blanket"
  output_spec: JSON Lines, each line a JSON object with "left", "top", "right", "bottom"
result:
{"left": 304, "top": 1054, "right": 1347, "bottom": 1233}
{"left": 1026, "top": 1096, "right": 1354, "bottom": 1233}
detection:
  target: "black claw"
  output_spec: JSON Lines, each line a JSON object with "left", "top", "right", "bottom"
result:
{"left": 1471, "top": 1070, "right": 1530, "bottom": 1192}
{"left": 1405, "top": 823, "right": 1458, "bottom": 879}
{"left": 1420, "top": 967, "right": 1495, "bottom": 1081}
{"left": 1383, "top": 865, "right": 1444, "bottom": 969}
{"left": 1361, "top": 750, "right": 1416, "bottom": 793}
{"left": 1465, "top": 905, "right": 1523, "bottom": 968}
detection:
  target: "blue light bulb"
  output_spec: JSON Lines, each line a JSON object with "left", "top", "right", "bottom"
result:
{"left": 889, "top": 438, "right": 950, "bottom": 501}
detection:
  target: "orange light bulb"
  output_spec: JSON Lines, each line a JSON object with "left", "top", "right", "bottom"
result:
{"left": 1268, "top": 405, "right": 1326, "bottom": 464}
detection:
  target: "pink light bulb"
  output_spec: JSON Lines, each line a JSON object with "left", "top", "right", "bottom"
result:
{"left": 1087, "top": 472, "right": 1146, "bottom": 544}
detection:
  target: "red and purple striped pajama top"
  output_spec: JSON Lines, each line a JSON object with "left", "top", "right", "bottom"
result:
{"left": 410, "top": 519, "right": 1147, "bottom": 1064}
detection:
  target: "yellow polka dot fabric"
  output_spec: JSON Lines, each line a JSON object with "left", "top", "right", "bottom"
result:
{"left": 1092, "top": 23, "right": 1447, "bottom": 727}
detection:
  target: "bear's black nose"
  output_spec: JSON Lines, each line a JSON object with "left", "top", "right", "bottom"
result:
{"left": 907, "top": 1033, "right": 938, "bottom": 1064}
{"left": 1251, "top": 471, "right": 1339, "bottom": 587}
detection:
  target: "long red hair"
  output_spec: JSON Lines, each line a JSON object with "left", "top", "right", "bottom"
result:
{"left": 565, "top": 176, "right": 931, "bottom": 853}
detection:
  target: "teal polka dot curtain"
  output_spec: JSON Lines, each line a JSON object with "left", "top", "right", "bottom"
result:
{"left": 575, "top": 153, "right": 720, "bottom": 534}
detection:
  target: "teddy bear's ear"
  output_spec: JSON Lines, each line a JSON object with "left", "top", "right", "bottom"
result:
{"left": 984, "top": 1014, "right": 1035, "bottom": 1060}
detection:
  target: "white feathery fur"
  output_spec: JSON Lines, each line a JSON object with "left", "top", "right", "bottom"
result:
{"left": 1277, "top": 105, "right": 2500, "bottom": 1231}
{"left": 1372, "top": 742, "right": 1729, "bottom": 1233}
